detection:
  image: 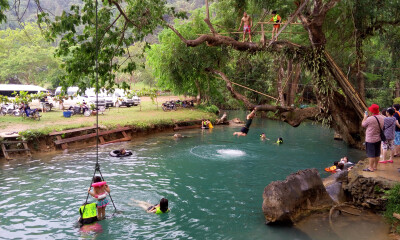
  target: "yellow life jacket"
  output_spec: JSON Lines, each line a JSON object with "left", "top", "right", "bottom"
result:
{"left": 155, "top": 206, "right": 170, "bottom": 214}
{"left": 79, "top": 203, "right": 98, "bottom": 224}
{"left": 273, "top": 14, "right": 280, "bottom": 23}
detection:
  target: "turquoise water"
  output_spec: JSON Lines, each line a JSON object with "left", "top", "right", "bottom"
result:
{"left": 0, "top": 115, "right": 368, "bottom": 239}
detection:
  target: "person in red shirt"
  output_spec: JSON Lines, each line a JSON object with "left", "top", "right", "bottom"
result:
{"left": 270, "top": 11, "right": 282, "bottom": 41}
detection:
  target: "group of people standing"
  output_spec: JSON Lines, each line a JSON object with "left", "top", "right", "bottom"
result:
{"left": 238, "top": 11, "right": 282, "bottom": 42}
{"left": 362, "top": 103, "right": 400, "bottom": 172}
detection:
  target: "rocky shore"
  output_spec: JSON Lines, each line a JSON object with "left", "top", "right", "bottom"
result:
{"left": 262, "top": 159, "right": 400, "bottom": 237}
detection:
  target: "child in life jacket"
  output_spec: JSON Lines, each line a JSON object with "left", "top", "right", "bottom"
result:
{"left": 88, "top": 176, "right": 111, "bottom": 220}
{"left": 147, "top": 198, "right": 170, "bottom": 214}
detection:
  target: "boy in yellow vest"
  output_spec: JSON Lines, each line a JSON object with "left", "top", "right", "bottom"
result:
{"left": 270, "top": 11, "right": 282, "bottom": 41}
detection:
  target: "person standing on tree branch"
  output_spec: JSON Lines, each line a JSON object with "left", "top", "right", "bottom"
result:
{"left": 238, "top": 12, "right": 252, "bottom": 42}
{"left": 270, "top": 10, "right": 281, "bottom": 41}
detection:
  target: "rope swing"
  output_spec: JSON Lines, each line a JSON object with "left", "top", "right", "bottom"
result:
{"left": 81, "top": 0, "right": 117, "bottom": 221}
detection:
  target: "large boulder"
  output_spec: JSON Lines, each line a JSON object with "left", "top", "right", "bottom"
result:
{"left": 323, "top": 170, "right": 348, "bottom": 204}
{"left": 262, "top": 168, "right": 334, "bottom": 224}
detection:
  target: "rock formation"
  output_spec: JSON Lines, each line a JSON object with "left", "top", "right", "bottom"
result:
{"left": 262, "top": 168, "right": 334, "bottom": 224}
{"left": 324, "top": 170, "right": 348, "bottom": 204}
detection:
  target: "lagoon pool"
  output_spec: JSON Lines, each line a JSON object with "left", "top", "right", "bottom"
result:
{"left": 0, "top": 114, "right": 374, "bottom": 239}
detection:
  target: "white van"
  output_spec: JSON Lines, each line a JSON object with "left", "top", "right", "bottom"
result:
{"left": 52, "top": 87, "right": 106, "bottom": 109}
{"left": 0, "top": 84, "right": 52, "bottom": 110}
{"left": 101, "top": 89, "right": 140, "bottom": 107}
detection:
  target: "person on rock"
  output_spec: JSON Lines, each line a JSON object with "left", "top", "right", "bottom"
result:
{"left": 393, "top": 104, "right": 400, "bottom": 157}
{"left": 380, "top": 108, "right": 397, "bottom": 164}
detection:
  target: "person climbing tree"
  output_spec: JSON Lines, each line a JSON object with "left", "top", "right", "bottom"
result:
{"left": 269, "top": 10, "right": 281, "bottom": 41}
{"left": 238, "top": 12, "right": 252, "bottom": 42}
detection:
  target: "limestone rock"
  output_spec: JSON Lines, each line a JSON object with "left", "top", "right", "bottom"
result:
{"left": 324, "top": 170, "right": 348, "bottom": 204}
{"left": 262, "top": 168, "right": 334, "bottom": 224}
{"left": 230, "top": 118, "right": 243, "bottom": 124}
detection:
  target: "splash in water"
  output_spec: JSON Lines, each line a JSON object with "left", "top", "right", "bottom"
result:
{"left": 216, "top": 149, "right": 246, "bottom": 158}
{"left": 190, "top": 145, "right": 246, "bottom": 159}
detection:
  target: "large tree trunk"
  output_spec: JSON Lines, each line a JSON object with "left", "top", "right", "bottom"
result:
{"left": 298, "top": 1, "right": 366, "bottom": 147}
{"left": 276, "top": 60, "right": 286, "bottom": 107}
{"left": 168, "top": 0, "right": 366, "bottom": 147}
{"left": 286, "top": 63, "right": 301, "bottom": 106}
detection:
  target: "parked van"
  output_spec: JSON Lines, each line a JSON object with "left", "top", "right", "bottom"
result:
{"left": 101, "top": 89, "right": 140, "bottom": 107}
{"left": 0, "top": 84, "right": 49, "bottom": 97}
{"left": 52, "top": 87, "right": 106, "bottom": 109}
{"left": 0, "top": 84, "right": 52, "bottom": 110}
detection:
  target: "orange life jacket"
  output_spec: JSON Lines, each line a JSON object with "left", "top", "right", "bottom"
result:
{"left": 325, "top": 165, "right": 337, "bottom": 173}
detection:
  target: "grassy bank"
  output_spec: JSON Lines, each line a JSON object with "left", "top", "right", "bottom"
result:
{"left": 0, "top": 100, "right": 216, "bottom": 137}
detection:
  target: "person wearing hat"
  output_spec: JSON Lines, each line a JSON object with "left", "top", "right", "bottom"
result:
{"left": 362, "top": 104, "right": 385, "bottom": 172}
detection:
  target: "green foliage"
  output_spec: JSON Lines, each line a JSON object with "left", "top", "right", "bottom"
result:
{"left": 0, "top": 0, "right": 9, "bottom": 24}
{"left": 197, "top": 104, "right": 219, "bottom": 114}
{"left": 11, "top": 91, "right": 46, "bottom": 105}
{"left": 20, "top": 129, "right": 46, "bottom": 142}
{"left": 394, "top": 98, "right": 400, "bottom": 105}
{"left": 36, "top": 0, "right": 187, "bottom": 93}
{"left": 0, "top": 95, "right": 9, "bottom": 104}
{"left": 147, "top": 5, "right": 228, "bottom": 101}
{"left": 0, "top": 23, "right": 64, "bottom": 87}
{"left": 384, "top": 184, "right": 400, "bottom": 233}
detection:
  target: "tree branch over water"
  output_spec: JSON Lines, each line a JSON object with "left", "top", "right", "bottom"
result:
{"left": 207, "top": 68, "right": 321, "bottom": 127}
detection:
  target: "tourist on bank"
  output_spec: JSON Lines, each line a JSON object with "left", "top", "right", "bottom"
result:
{"left": 393, "top": 104, "right": 400, "bottom": 156}
{"left": 380, "top": 108, "right": 397, "bottom": 164}
{"left": 362, "top": 104, "right": 384, "bottom": 172}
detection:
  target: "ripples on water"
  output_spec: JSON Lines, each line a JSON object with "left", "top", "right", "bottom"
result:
{"left": 0, "top": 116, "right": 382, "bottom": 240}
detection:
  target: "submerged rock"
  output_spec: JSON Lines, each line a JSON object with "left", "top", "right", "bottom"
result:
{"left": 262, "top": 168, "right": 334, "bottom": 224}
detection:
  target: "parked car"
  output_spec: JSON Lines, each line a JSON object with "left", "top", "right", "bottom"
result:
{"left": 52, "top": 87, "right": 106, "bottom": 109}
{"left": 103, "top": 89, "right": 140, "bottom": 107}
{"left": 131, "top": 94, "right": 141, "bottom": 106}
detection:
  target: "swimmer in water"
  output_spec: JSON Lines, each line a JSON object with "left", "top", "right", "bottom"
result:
{"left": 276, "top": 137, "right": 283, "bottom": 144}
{"left": 131, "top": 198, "right": 170, "bottom": 214}
{"left": 260, "top": 133, "right": 270, "bottom": 141}
{"left": 233, "top": 109, "right": 256, "bottom": 137}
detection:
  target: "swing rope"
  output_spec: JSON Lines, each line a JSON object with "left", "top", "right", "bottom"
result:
{"left": 82, "top": 0, "right": 116, "bottom": 218}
